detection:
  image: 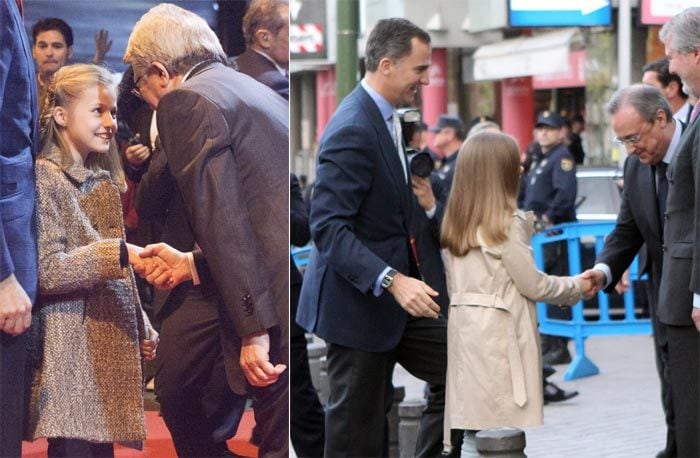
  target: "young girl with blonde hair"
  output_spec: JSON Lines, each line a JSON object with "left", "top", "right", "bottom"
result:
{"left": 440, "top": 132, "right": 591, "bottom": 456}
{"left": 24, "top": 63, "right": 158, "bottom": 457}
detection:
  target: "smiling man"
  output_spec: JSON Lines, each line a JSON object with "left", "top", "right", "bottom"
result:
{"left": 297, "top": 18, "right": 453, "bottom": 457}
{"left": 582, "top": 84, "right": 682, "bottom": 458}
{"left": 31, "top": 18, "right": 73, "bottom": 100}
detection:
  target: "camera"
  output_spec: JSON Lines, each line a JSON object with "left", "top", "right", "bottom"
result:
{"left": 397, "top": 108, "right": 434, "bottom": 178}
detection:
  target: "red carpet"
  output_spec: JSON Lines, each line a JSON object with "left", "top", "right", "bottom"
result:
{"left": 22, "top": 409, "right": 258, "bottom": 457}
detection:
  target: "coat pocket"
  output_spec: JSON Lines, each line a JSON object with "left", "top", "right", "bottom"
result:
{"left": 668, "top": 242, "right": 693, "bottom": 259}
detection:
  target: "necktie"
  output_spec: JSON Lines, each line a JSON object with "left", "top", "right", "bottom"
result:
{"left": 15, "top": 0, "right": 23, "bottom": 17}
{"left": 392, "top": 111, "right": 408, "bottom": 182}
{"left": 690, "top": 103, "right": 700, "bottom": 124}
{"left": 656, "top": 162, "right": 668, "bottom": 229}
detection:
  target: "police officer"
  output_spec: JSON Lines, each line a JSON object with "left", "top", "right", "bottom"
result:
{"left": 432, "top": 114, "right": 466, "bottom": 190}
{"left": 523, "top": 110, "right": 577, "bottom": 365}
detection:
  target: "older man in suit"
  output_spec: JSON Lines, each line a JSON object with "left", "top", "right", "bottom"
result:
{"left": 0, "top": 0, "right": 39, "bottom": 456}
{"left": 297, "top": 18, "right": 450, "bottom": 457}
{"left": 656, "top": 8, "right": 700, "bottom": 457}
{"left": 582, "top": 84, "right": 683, "bottom": 458}
{"left": 124, "top": 4, "right": 289, "bottom": 456}
{"left": 234, "top": 0, "right": 288, "bottom": 100}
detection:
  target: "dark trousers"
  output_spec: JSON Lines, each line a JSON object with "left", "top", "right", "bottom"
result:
{"left": 325, "top": 316, "right": 449, "bottom": 458}
{"left": 666, "top": 325, "right": 700, "bottom": 458}
{"left": 47, "top": 438, "right": 114, "bottom": 458}
{"left": 0, "top": 332, "right": 27, "bottom": 458}
{"left": 156, "top": 287, "right": 247, "bottom": 457}
{"left": 543, "top": 241, "right": 573, "bottom": 321}
{"left": 290, "top": 284, "right": 325, "bottom": 457}
{"left": 648, "top": 294, "right": 676, "bottom": 457}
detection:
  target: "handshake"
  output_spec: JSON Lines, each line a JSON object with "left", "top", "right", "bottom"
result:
{"left": 127, "top": 243, "right": 193, "bottom": 290}
{"left": 576, "top": 269, "right": 608, "bottom": 300}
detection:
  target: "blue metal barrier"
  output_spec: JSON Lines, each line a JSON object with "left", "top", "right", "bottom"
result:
{"left": 292, "top": 245, "right": 312, "bottom": 269}
{"left": 531, "top": 221, "right": 652, "bottom": 380}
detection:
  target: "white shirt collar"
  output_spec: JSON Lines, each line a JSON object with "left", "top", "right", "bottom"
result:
{"left": 252, "top": 48, "right": 287, "bottom": 77}
{"left": 663, "top": 120, "right": 682, "bottom": 165}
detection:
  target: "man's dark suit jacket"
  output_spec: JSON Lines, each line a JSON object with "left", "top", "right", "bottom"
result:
{"left": 155, "top": 62, "right": 289, "bottom": 383}
{"left": 595, "top": 154, "right": 666, "bottom": 305}
{"left": 659, "top": 116, "right": 700, "bottom": 326}
{"left": 290, "top": 173, "right": 310, "bottom": 339}
{"left": 0, "top": 0, "right": 38, "bottom": 299}
{"left": 297, "top": 84, "right": 419, "bottom": 352}
{"left": 234, "top": 49, "right": 288, "bottom": 100}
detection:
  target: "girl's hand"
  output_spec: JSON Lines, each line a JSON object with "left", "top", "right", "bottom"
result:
{"left": 140, "top": 327, "right": 159, "bottom": 361}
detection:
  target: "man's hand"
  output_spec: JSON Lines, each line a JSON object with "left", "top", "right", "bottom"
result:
{"left": 240, "top": 330, "right": 287, "bottom": 387}
{"left": 579, "top": 269, "right": 606, "bottom": 300}
{"left": 614, "top": 270, "right": 630, "bottom": 295}
{"left": 411, "top": 176, "right": 436, "bottom": 212}
{"left": 140, "top": 327, "right": 159, "bottom": 361}
{"left": 93, "top": 29, "right": 112, "bottom": 64}
{"left": 124, "top": 144, "right": 151, "bottom": 167}
{"left": 0, "top": 274, "right": 32, "bottom": 336}
{"left": 692, "top": 307, "right": 700, "bottom": 333}
{"left": 388, "top": 272, "right": 440, "bottom": 318}
{"left": 135, "top": 243, "right": 192, "bottom": 289}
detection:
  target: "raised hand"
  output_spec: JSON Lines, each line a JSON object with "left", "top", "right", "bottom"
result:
{"left": 0, "top": 274, "right": 32, "bottom": 336}
{"left": 93, "top": 29, "right": 112, "bottom": 64}
{"left": 388, "top": 272, "right": 440, "bottom": 319}
{"left": 240, "top": 330, "right": 287, "bottom": 387}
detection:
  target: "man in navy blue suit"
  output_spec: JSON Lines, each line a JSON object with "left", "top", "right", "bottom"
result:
{"left": 234, "top": 0, "right": 289, "bottom": 100}
{"left": 298, "top": 18, "right": 450, "bottom": 457}
{"left": 0, "top": 0, "right": 39, "bottom": 456}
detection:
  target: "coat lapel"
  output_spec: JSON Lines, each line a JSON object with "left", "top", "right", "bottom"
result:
{"left": 355, "top": 86, "right": 412, "bottom": 225}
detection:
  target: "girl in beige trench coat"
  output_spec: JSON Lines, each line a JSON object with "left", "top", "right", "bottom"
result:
{"left": 440, "top": 132, "right": 593, "bottom": 457}
{"left": 24, "top": 64, "right": 159, "bottom": 456}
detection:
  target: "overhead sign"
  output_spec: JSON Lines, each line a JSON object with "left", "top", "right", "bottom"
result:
{"left": 641, "top": 0, "right": 700, "bottom": 25}
{"left": 290, "top": 0, "right": 327, "bottom": 59}
{"left": 509, "top": 0, "right": 611, "bottom": 27}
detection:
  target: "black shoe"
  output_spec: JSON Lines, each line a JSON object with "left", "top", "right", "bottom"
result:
{"left": 543, "top": 381, "right": 578, "bottom": 404}
{"left": 543, "top": 364, "right": 556, "bottom": 379}
{"left": 542, "top": 345, "right": 572, "bottom": 365}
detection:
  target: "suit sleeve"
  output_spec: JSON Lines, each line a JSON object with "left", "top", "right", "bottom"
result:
{"left": 156, "top": 89, "right": 282, "bottom": 338}
{"left": 310, "top": 123, "right": 389, "bottom": 294}
{"left": 595, "top": 157, "right": 645, "bottom": 292}
{"left": 0, "top": 0, "right": 17, "bottom": 280}
{"left": 35, "top": 162, "right": 125, "bottom": 295}
{"left": 500, "top": 216, "right": 582, "bottom": 305}
{"left": 290, "top": 173, "right": 310, "bottom": 247}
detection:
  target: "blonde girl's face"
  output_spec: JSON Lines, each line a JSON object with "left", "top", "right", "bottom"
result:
{"left": 56, "top": 83, "right": 117, "bottom": 162}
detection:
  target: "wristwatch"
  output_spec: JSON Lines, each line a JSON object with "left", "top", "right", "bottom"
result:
{"left": 381, "top": 269, "right": 398, "bottom": 290}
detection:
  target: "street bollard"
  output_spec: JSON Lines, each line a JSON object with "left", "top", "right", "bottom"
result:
{"left": 307, "top": 340, "right": 327, "bottom": 397}
{"left": 475, "top": 428, "right": 526, "bottom": 457}
{"left": 398, "top": 398, "right": 426, "bottom": 458}
{"left": 317, "top": 356, "right": 330, "bottom": 406}
{"left": 388, "top": 386, "right": 406, "bottom": 457}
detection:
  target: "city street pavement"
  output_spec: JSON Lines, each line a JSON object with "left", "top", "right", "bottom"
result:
{"left": 394, "top": 333, "right": 666, "bottom": 457}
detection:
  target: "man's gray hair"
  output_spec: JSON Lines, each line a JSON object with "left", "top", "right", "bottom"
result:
{"left": 467, "top": 121, "right": 501, "bottom": 139}
{"left": 606, "top": 84, "right": 673, "bottom": 122}
{"left": 659, "top": 7, "right": 700, "bottom": 53}
{"left": 124, "top": 3, "right": 227, "bottom": 75}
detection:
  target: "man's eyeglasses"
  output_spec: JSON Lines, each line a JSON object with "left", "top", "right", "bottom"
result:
{"left": 131, "top": 74, "right": 145, "bottom": 100}
{"left": 613, "top": 121, "right": 654, "bottom": 147}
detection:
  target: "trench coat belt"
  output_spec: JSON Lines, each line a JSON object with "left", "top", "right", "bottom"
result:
{"left": 450, "top": 292, "right": 528, "bottom": 407}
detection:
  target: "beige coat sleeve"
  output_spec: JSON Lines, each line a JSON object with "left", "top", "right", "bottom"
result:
{"left": 35, "top": 162, "right": 124, "bottom": 295}
{"left": 500, "top": 216, "right": 582, "bottom": 305}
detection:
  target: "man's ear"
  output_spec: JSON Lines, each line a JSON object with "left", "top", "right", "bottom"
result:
{"left": 378, "top": 57, "right": 393, "bottom": 76}
{"left": 53, "top": 106, "right": 68, "bottom": 127}
{"left": 667, "top": 80, "right": 681, "bottom": 98}
{"left": 67, "top": 46, "right": 74, "bottom": 60}
{"left": 255, "top": 28, "right": 271, "bottom": 49}
{"left": 152, "top": 62, "right": 171, "bottom": 88}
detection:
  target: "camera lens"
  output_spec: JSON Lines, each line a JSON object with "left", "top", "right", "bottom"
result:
{"left": 408, "top": 151, "right": 434, "bottom": 178}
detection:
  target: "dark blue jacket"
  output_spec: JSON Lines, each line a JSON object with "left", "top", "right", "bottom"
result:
{"left": 297, "top": 84, "right": 418, "bottom": 352}
{"left": 0, "top": 0, "right": 39, "bottom": 301}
